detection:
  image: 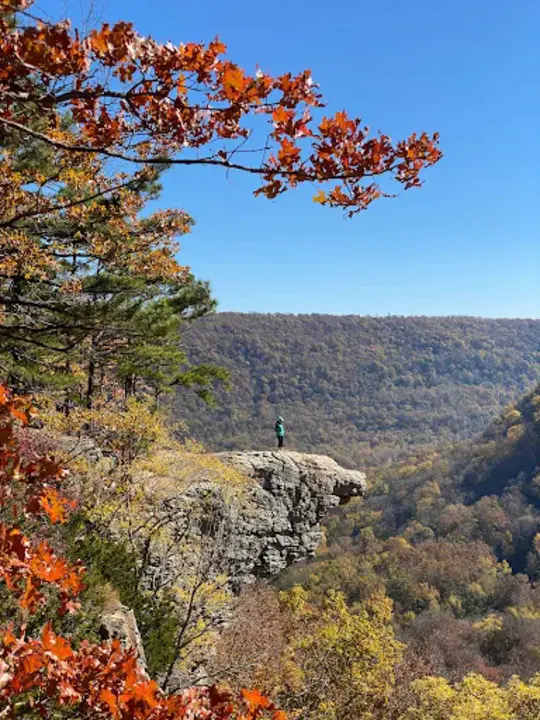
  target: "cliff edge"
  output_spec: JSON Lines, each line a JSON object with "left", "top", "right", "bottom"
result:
{"left": 213, "top": 450, "right": 367, "bottom": 581}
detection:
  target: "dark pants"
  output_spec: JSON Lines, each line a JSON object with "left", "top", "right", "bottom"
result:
{"left": 278, "top": 436, "right": 284, "bottom": 448}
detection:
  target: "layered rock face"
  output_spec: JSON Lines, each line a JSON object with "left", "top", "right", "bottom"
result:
{"left": 215, "top": 451, "right": 366, "bottom": 580}
{"left": 138, "top": 450, "right": 366, "bottom": 593}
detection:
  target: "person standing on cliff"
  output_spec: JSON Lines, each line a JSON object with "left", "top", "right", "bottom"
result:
{"left": 275, "top": 416, "right": 285, "bottom": 448}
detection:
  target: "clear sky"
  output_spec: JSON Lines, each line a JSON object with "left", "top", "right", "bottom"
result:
{"left": 47, "top": 0, "right": 539, "bottom": 317}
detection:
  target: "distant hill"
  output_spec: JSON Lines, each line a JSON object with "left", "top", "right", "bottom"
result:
{"left": 174, "top": 314, "right": 540, "bottom": 466}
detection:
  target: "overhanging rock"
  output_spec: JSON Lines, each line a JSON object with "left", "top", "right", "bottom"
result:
{"left": 214, "top": 451, "right": 367, "bottom": 581}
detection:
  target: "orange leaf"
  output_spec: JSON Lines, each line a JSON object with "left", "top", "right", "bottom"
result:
{"left": 222, "top": 65, "right": 246, "bottom": 97}
{"left": 99, "top": 688, "right": 119, "bottom": 717}
{"left": 242, "top": 688, "right": 271, "bottom": 711}
{"left": 272, "top": 107, "right": 292, "bottom": 124}
{"left": 42, "top": 623, "right": 73, "bottom": 660}
{"left": 19, "top": 577, "right": 41, "bottom": 611}
{"left": 209, "top": 38, "right": 227, "bottom": 55}
{"left": 10, "top": 407, "right": 29, "bottom": 424}
{"left": 39, "top": 488, "right": 74, "bottom": 524}
{"left": 90, "top": 25, "right": 111, "bottom": 54}
{"left": 21, "top": 652, "right": 44, "bottom": 674}
{"left": 176, "top": 74, "right": 186, "bottom": 96}
{"left": 277, "top": 138, "right": 300, "bottom": 164}
{"left": 130, "top": 680, "right": 160, "bottom": 707}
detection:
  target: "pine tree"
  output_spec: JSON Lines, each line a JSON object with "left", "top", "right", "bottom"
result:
{"left": 0, "top": 136, "right": 224, "bottom": 406}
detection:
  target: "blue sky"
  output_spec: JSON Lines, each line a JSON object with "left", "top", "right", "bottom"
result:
{"left": 48, "top": 0, "right": 539, "bottom": 317}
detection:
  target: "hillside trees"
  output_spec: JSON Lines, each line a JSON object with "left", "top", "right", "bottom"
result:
{"left": 174, "top": 313, "right": 540, "bottom": 464}
{"left": 211, "top": 581, "right": 540, "bottom": 720}
{"left": 210, "top": 584, "right": 403, "bottom": 720}
{"left": 279, "top": 384, "right": 540, "bottom": 682}
{"left": 277, "top": 587, "right": 403, "bottom": 720}
{"left": 0, "top": 385, "right": 285, "bottom": 719}
{"left": 400, "top": 673, "right": 540, "bottom": 720}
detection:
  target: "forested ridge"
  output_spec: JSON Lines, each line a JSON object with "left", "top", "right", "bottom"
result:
{"left": 280, "top": 383, "right": 540, "bottom": 684}
{"left": 176, "top": 313, "right": 540, "bottom": 466}
{"left": 180, "top": 313, "right": 540, "bottom": 688}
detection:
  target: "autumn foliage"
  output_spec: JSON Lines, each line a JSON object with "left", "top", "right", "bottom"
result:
{"left": 0, "top": 0, "right": 441, "bottom": 223}
{"left": 0, "top": 385, "right": 284, "bottom": 719}
{"left": 0, "top": 1, "right": 443, "bottom": 716}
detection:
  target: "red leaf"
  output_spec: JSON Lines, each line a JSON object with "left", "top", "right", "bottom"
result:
{"left": 42, "top": 623, "right": 73, "bottom": 660}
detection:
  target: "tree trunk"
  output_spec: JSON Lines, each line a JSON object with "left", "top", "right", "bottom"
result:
{"left": 124, "top": 375, "right": 134, "bottom": 399}
{"left": 86, "top": 355, "right": 95, "bottom": 409}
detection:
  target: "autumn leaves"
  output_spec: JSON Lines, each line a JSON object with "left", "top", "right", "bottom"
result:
{"left": 1, "top": 0, "right": 441, "bottom": 217}
{"left": 0, "top": 1, "right": 444, "bottom": 716}
{"left": 0, "top": 386, "right": 286, "bottom": 718}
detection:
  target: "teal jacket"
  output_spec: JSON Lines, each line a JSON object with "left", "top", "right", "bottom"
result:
{"left": 275, "top": 421, "right": 285, "bottom": 437}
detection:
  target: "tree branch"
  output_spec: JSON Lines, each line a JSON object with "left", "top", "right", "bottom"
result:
{"left": 0, "top": 116, "right": 388, "bottom": 182}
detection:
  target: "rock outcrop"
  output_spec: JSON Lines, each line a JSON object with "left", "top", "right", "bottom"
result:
{"left": 215, "top": 451, "right": 367, "bottom": 581}
{"left": 99, "top": 602, "right": 147, "bottom": 670}
{"left": 98, "top": 450, "right": 366, "bottom": 687}
{"left": 136, "top": 450, "right": 366, "bottom": 593}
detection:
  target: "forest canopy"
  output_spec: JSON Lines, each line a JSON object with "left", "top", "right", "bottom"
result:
{"left": 175, "top": 313, "right": 540, "bottom": 466}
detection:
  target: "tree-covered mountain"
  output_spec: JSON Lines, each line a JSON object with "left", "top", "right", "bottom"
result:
{"left": 175, "top": 314, "right": 540, "bottom": 466}
{"left": 278, "top": 384, "right": 540, "bottom": 682}
{"left": 362, "top": 383, "right": 540, "bottom": 571}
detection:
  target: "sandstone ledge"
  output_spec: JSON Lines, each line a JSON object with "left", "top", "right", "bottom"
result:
{"left": 214, "top": 451, "right": 367, "bottom": 580}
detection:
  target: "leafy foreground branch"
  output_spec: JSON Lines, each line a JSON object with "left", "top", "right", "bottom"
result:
{"left": 0, "top": 0, "right": 441, "bottom": 218}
